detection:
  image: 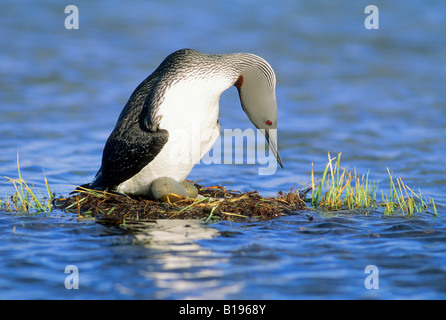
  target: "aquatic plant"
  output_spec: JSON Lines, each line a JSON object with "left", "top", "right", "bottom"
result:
{"left": 310, "top": 152, "right": 437, "bottom": 216}
{"left": 2, "top": 151, "right": 437, "bottom": 220}
{"left": 381, "top": 168, "right": 437, "bottom": 215}
{"left": 1, "top": 152, "right": 54, "bottom": 213}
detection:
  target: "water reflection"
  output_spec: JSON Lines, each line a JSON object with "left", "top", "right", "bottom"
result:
{"left": 124, "top": 220, "right": 242, "bottom": 299}
{"left": 128, "top": 220, "right": 219, "bottom": 249}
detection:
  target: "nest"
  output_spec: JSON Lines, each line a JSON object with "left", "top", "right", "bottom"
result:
{"left": 53, "top": 183, "right": 309, "bottom": 225}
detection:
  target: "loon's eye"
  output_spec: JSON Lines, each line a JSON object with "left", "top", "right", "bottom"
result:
{"left": 266, "top": 120, "right": 272, "bottom": 126}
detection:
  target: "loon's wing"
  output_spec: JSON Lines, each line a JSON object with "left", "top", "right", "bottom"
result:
{"left": 88, "top": 70, "right": 169, "bottom": 190}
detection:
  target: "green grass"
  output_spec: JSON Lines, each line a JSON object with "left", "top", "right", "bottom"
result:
{"left": 309, "top": 152, "right": 437, "bottom": 216}
{"left": 0, "top": 152, "right": 54, "bottom": 214}
{"left": 382, "top": 168, "right": 436, "bottom": 215}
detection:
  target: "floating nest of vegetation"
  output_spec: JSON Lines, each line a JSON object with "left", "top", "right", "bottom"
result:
{"left": 7, "top": 153, "right": 435, "bottom": 222}
{"left": 53, "top": 183, "right": 309, "bottom": 225}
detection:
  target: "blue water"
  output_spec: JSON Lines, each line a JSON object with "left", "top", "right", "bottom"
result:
{"left": 1, "top": 0, "right": 446, "bottom": 299}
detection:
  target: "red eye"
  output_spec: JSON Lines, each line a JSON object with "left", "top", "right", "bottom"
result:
{"left": 266, "top": 120, "right": 272, "bottom": 126}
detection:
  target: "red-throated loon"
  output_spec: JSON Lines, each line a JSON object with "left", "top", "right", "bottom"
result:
{"left": 83, "top": 49, "right": 283, "bottom": 198}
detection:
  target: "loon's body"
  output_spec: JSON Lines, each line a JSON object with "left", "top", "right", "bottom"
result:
{"left": 86, "top": 49, "right": 282, "bottom": 196}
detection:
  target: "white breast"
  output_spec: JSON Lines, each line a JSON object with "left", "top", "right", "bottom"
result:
{"left": 116, "top": 77, "right": 232, "bottom": 196}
